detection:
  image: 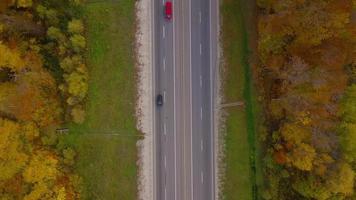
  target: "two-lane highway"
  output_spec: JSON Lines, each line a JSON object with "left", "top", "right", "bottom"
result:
{"left": 153, "top": 0, "right": 218, "bottom": 199}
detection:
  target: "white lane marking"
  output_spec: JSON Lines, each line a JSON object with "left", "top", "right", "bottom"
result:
{"left": 200, "top": 107, "right": 203, "bottom": 120}
{"left": 163, "top": 58, "right": 166, "bottom": 71}
{"left": 163, "top": 0, "right": 164, "bottom": 5}
{"left": 164, "top": 155, "right": 167, "bottom": 169}
{"left": 163, "top": 91, "right": 166, "bottom": 102}
{"left": 199, "top": 11, "right": 202, "bottom": 24}
{"left": 163, "top": 26, "right": 166, "bottom": 38}
{"left": 200, "top": 75, "right": 202, "bottom": 87}
{"left": 201, "top": 171, "right": 204, "bottom": 183}
{"left": 201, "top": 139, "right": 203, "bottom": 151}
{"left": 164, "top": 185, "right": 167, "bottom": 200}
{"left": 200, "top": 43, "right": 202, "bottom": 55}
{"left": 164, "top": 123, "right": 167, "bottom": 135}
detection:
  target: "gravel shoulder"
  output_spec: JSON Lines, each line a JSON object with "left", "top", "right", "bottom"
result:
{"left": 135, "top": 0, "right": 153, "bottom": 199}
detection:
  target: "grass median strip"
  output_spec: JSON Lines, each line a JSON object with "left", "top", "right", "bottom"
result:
{"left": 221, "top": 0, "right": 259, "bottom": 199}
{"left": 59, "top": 1, "right": 139, "bottom": 199}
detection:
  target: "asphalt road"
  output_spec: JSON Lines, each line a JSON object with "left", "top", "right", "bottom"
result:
{"left": 153, "top": 0, "right": 218, "bottom": 199}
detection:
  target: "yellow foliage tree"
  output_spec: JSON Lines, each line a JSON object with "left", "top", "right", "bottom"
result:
{"left": 280, "top": 123, "right": 311, "bottom": 145}
{"left": 17, "top": 0, "right": 32, "bottom": 8}
{"left": 327, "top": 162, "right": 355, "bottom": 197}
{"left": 288, "top": 143, "right": 316, "bottom": 171}
{"left": 0, "top": 42, "right": 25, "bottom": 72}
{"left": 22, "top": 121, "right": 40, "bottom": 141}
{"left": 65, "top": 71, "right": 88, "bottom": 99}
{"left": 23, "top": 150, "right": 59, "bottom": 184}
{"left": 0, "top": 118, "right": 28, "bottom": 181}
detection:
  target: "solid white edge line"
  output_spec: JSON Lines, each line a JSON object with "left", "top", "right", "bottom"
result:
{"left": 209, "top": 0, "right": 216, "bottom": 198}
{"left": 173, "top": 1, "right": 177, "bottom": 199}
{"left": 189, "top": 0, "right": 194, "bottom": 199}
{"left": 151, "top": 0, "right": 156, "bottom": 198}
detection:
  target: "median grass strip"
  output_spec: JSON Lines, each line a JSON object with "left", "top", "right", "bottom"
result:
{"left": 60, "top": 1, "right": 139, "bottom": 199}
{"left": 221, "top": 0, "right": 260, "bottom": 199}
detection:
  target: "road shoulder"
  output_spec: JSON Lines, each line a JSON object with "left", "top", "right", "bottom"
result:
{"left": 135, "top": 0, "right": 154, "bottom": 199}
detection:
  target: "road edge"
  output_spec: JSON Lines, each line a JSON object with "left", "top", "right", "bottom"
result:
{"left": 135, "top": 0, "right": 154, "bottom": 199}
{"left": 213, "top": 0, "right": 221, "bottom": 199}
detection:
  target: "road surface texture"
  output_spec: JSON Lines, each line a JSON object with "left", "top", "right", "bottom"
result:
{"left": 152, "top": 0, "right": 218, "bottom": 199}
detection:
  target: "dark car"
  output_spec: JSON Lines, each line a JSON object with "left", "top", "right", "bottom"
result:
{"left": 165, "top": 1, "right": 172, "bottom": 20}
{"left": 156, "top": 94, "right": 163, "bottom": 106}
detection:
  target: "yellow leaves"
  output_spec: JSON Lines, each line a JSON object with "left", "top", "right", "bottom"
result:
{"left": 23, "top": 150, "right": 59, "bottom": 183}
{"left": 23, "top": 182, "right": 48, "bottom": 200}
{"left": 0, "top": 118, "right": 28, "bottom": 181}
{"left": 296, "top": 111, "right": 311, "bottom": 126}
{"left": 289, "top": 143, "right": 316, "bottom": 171}
{"left": 16, "top": 0, "right": 32, "bottom": 8}
{"left": 330, "top": 12, "right": 350, "bottom": 29}
{"left": 22, "top": 122, "right": 40, "bottom": 141}
{"left": 56, "top": 187, "right": 67, "bottom": 200}
{"left": 327, "top": 163, "right": 355, "bottom": 196}
{"left": 70, "top": 34, "right": 86, "bottom": 53}
{"left": 65, "top": 72, "right": 88, "bottom": 99}
{"left": 68, "top": 19, "right": 84, "bottom": 34}
{"left": 0, "top": 42, "right": 25, "bottom": 72}
{"left": 280, "top": 123, "right": 310, "bottom": 145}
{"left": 23, "top": 183, "right": 68, "bottom": 200}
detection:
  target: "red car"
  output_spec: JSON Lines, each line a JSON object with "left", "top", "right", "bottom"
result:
{"left": 165, "top": 1, "right": 172, "bottom": 20}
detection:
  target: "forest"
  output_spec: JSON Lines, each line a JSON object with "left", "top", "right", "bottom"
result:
{"left": 256, "top": 0, "right": 356, "bottom": 199}
{"left": 0, "top": 0, "right": 87, "bottom": 199}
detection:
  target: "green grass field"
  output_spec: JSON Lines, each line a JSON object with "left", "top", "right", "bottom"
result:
{"left": 60, "top": 1, "right": 139, "bottom": 199}
{"left": 221, "top": 0, "right": 260, "bottom": 199}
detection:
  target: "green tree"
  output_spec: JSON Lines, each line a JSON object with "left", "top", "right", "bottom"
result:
{"left": 47, "top": 27, "right": 66, "bottom": 43}
{"left": 63, "top": 148, "right": 76, "bottom": 166}
{"left": 339, "top": 84, "right": 356, "bottom": 123}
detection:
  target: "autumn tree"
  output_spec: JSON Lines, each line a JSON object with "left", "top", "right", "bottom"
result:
{"left": 257, "top": 0, "right": 355, "bottom": 198}
{"left": 0, "top": 118, "right": 28, "bottom": 181}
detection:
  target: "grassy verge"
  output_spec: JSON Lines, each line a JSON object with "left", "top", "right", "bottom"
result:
{"left": 221, "top": 0, "right": 261, "bottom": 199}
{"left": 59, "top": 1, "right": 139, "bottom": 199}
